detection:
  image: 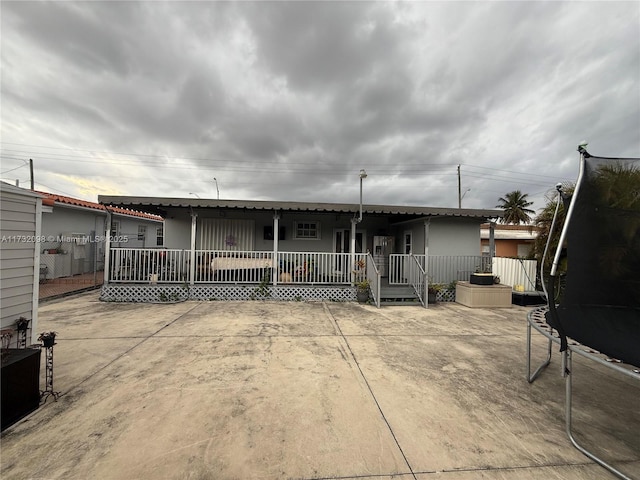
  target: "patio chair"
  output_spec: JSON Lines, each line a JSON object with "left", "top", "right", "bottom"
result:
{"left": 527, "top": 146, "right": 640, "bottom": 479}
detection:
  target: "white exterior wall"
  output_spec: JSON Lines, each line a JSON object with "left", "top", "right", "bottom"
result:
{"left": 113, "top": 215, "right": 163, "bottom": 249}
{"left": 40, "top": 205, "right": 162, "bottom": 275}
{"left": 41, "top": 205, "right": 106, "bottom": 274}
{"left": 0, "top": 183, "right": 41, "bottom": 344}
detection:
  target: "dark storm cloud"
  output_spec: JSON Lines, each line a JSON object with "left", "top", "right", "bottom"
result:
{"left": 1, "top": 1, "right": 638, "bottom": 211}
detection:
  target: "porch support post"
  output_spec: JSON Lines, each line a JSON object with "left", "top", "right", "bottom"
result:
{"left": 489, "top": 221, "right": 496, "bottom": 270}
{"left": 103, "top": 209, "right": 112, "bottom": 285}
{"left": 350, "top": 218, "right": 357, "bottom": 284}
{"left": 189, "top": 212, "right": 197, "bottom": 285}
{"left": 424, "top": 218, "right": 430, "bottom": 309}
{"left": 272, "top": 212, "right": 280, "bottom": 286}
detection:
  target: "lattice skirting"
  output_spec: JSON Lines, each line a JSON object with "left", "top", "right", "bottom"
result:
{"left": 436, "top": 288, "right": 456, "bottom": 302}
{"left": 101, "top": 284, "right": 356, "bottom": 303}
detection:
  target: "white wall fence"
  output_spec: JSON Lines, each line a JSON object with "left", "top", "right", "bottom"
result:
{"left": 492, "top": 257, "right": 537, "bottom": 291}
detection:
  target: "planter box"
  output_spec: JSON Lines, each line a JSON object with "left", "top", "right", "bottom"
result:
{"left": 456, "top": 281, "right": 512, "bottom": 308}
{"left": 470, "top": 273, "right": 495, "bottom": 285}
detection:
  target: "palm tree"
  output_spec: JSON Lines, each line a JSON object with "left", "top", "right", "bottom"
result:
{"left": 496, "top": 190, "right": 535, "bottom": 224}
{"left": 531, "top": 184, "right": 573, "bottom": 274}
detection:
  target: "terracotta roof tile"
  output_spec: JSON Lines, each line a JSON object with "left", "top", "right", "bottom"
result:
{"left": 37, "top": 191, "right": 163, "bottom": 221}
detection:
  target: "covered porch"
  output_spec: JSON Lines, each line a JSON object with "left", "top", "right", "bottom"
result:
{"left": 98, "top": 196, "right": 501, "bottom": 306}
{"left": 100, "top": 247, "right": 496, "bottom": 307}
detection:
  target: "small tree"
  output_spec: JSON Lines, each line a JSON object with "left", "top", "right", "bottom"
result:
{"left": 496, "top": 190, "right": 535, "bottom": 224}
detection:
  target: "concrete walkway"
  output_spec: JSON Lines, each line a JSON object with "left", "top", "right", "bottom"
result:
{"left": 2, "top": 293, "right": 638, "bottom": 479}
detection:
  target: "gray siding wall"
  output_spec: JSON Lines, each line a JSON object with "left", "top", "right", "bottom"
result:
{"left": 407, "top": 217, "right": 481, "bottom": 256}
{"left": 1, "top": 188, "right": 39, "bottom": 336}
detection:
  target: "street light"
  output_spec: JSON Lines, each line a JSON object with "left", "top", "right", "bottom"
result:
{"left": 358, "top": 169, "right": 367, "bottom": 222}
{"left": 189, "top": 192, "right": 200, "bottom": 198}
{"left": 460, "top": 188, "right": 471, "bottom": 207}
{"left": 213, "top": 178, "right": 220, "bottom": 200}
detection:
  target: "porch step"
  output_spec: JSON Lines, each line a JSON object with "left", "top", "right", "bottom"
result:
{"left": 379, "top": 285, "right": 421, "bottom": 305}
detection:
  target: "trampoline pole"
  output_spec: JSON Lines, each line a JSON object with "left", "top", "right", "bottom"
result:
{"left": 564, "top": 348, "right": 632, "bottom": 480}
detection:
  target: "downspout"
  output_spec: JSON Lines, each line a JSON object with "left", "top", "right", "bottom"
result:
{"left": 103, "top": 208, "right": 112, "bottom": 285}
{"left": 273, "top": 212, "right": 280, "bottom": 286}
{"left": 190, "top": 209, "right": 197, "bottom": 286}
{"left": 31, "top": 196, "right": 43, "bottom": 345}
{"left": 350, "top": 217, "right": 357, "bottom": 284}
{"left": 489, "top": 221, "right": 496, "bottom": 271}
{"left": 424, "top": 218, "right": 430, "bottom": 309}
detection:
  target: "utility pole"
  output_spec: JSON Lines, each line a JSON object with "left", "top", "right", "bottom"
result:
{"left": 29, "top": 159, "right": 34, "bottom": 190}
{"left": 457, "top": 165, "right": 461, "bottom": 208}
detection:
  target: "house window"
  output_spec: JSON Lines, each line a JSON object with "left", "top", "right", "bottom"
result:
{"left": 138, "top": 225, "right": 146, "bottom": 241}
{"left": 112, "top": 220, "right": 120, "bottom": 237}
{"left": 294, "top": 221, "right": 320, "bottom": 240}
{"left": 156, "top": 226, "right": 164, "bottom": 246}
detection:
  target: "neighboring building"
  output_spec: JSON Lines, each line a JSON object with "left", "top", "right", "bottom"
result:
{"left": 480, "top": 223, "right": 539, "bottom": 258}
{"left": 0, "top": 182, "right": 42, "bottom": 345}
{"left": 36, "top": 192, "right": 164, "bottom": 280}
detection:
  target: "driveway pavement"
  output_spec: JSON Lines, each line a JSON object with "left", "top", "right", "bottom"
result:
{"left": 2, "top": 292, "right": 638, "bottom": 479}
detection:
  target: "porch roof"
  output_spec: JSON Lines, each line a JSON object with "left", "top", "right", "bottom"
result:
{"left": 98, "top": 195, "right": 502, "bottom": 221}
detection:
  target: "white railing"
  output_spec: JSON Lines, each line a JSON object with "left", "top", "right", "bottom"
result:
{"left": 407, "top": 255, "right": 426, "bottom": 307}
{"left": 366, "top": 253, "right": 381, "bottom": 308}
{"left": 110, "top": 248, "right": 187, "bottom": 283}
{"left": 196, "top": 250, "right": 274, "bottom": 283}
{"left": 277, "top": 252, "right": 363, "bottom": 285}
{"left": 389, "top": 254, "right": 490, "bottom": 285}
{"left": 109, "top": 248, "right": 366, "bottom": 285}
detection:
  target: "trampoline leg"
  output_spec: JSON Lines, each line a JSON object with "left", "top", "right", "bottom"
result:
{"left": 526, "top": 321, "right": 553, "bottom": 383}
{"left": 563, "top": 349, "right": 632, "bottom": 480}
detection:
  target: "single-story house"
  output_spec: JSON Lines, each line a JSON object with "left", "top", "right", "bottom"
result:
{"left": 480, "top": 223, "right": 539, "bottom": 258}
{"left": 37, "top": 192, "right": 164, "bottom": 280}
{"left": 98, "top": 196, "right": 502, "bottom": 307}
{"left": 0, "top": 182, "right": 42, "bottom": 346}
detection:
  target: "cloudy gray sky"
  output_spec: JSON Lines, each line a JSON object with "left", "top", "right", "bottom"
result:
{"left": 1, "top": 1, "right": 639, "bottom": 214}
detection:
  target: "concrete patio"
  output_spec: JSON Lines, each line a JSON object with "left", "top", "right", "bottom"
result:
{"left": 1, "top": 292, "right": 638, "bottom": 479}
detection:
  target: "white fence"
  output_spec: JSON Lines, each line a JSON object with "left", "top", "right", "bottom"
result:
{"left": 109, "top": 249, "right": 530, "bottom": 290}
{"left": 109, "top": 248, "right": 366, "bottom": 285}
{"left": 109, "top": 248, "right": 186, "bottom": 283}
{"left": 492, "top": 257, "right": 537, "bottom": 291}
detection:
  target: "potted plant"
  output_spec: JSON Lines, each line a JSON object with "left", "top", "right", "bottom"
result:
{"left": 427, "top": 283, "right": 442, "bottom": 303}
{"left": 355, "top": 279, "right": 370, "bottom": 303}
{"left": 15, "top": 317, "right": 30, "bottom": 331}
{"left": 38, "top": 331, "right": 57, "bottom": 348}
